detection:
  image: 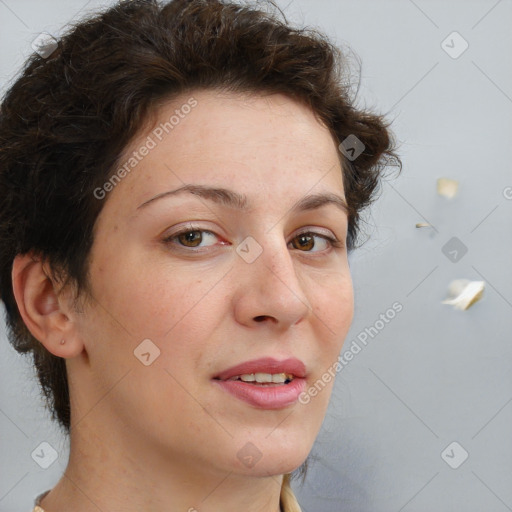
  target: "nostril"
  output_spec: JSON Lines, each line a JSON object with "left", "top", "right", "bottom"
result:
{"left": 254, "top": 315, "right": 270, "bottom": 322}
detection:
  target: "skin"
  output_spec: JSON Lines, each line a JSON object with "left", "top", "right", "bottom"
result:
{"left": 13, "top": 89, "right": 354, "bottom": 512}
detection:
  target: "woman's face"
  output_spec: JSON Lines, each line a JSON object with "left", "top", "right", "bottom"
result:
{"left": 72, "top": 89, "right": 354, "bottom": 478}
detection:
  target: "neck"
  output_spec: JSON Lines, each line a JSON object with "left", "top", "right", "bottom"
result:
{"left": 39, "top": 417, "right": 284, "bottom": 512}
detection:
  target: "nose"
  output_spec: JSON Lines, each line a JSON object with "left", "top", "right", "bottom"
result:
{"left": 232, "top": 236, "right": 311, "bottom": 330}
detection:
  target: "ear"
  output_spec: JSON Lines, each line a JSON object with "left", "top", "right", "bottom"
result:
{"left": 11, "top": 254, "right": 84, "bottom": 358}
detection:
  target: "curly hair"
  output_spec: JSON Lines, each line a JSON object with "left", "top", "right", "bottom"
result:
{"left": 0, "top": 0, "right": 400, "bottom": 502}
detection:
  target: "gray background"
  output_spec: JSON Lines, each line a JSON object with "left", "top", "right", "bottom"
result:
{"left": 1, "top": 1, "right": 511, "bottom": 511}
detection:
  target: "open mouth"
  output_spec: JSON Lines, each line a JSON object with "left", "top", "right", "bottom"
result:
{"left": 212, "top": 374, "right": 306, "bottom": 409}
{"left": 215, "top": 372, "right": 295, "bottom": 386}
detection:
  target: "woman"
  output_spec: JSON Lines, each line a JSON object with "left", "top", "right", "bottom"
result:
{"left": 0, "top": 0, "right": 400, "bottom": 510}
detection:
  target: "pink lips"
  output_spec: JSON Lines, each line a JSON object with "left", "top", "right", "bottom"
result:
{"left": 213, "top": 357, "right": 306, "bottom": 381}
{"left": 212, "top": 357, "right": 307, "bottom": 409}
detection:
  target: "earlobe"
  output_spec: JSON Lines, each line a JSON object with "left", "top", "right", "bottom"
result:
{"left": 11, "top": 254, "right": 83, "bottom": 358}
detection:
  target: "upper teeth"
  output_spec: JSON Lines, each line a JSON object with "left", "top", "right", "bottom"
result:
{"left": 229, "top": 373, "right": 294, "bottom": 383}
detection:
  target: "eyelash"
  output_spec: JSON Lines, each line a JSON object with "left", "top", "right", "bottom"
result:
{"left": 162, "top": 225, "right": 344, "bottom": 254}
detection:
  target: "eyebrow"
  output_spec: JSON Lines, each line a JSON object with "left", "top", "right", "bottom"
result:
{"left": 137, "top": 184, "right": 349, "bottom": 216}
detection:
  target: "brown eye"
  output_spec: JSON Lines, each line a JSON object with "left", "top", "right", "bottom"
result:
{"left": 291, "top": 233, "right": 315, "bottom": 251}
{"left": 289, "top": 232, "right": 340, "bottom": 253}
{"left": 163, "top": 227, "right": 220, "bottom": 251}
{"left": 177, "top": 230, "right": 203, "bottom": 247}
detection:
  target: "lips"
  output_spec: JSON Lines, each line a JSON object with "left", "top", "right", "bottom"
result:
{"left": 213, "top": 357, "right": 307, "bottom": 381}
{"left": 212, "top": 357, "right": 308, "bottom": 409}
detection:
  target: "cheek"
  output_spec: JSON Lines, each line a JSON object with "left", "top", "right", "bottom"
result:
{"left": 90, "top": 248, "right": 224, "bottom": 342}
{"left": 310, "top": 270, "right": 354, "bottom": 345}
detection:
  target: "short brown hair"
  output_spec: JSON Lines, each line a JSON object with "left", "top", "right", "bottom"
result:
{"left": 0, "top": 0, "right": 400, "bottom": 434}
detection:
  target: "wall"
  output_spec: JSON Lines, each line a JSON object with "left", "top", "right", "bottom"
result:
{"left": 0, "top": 1, "right": 510, "bottom": 510}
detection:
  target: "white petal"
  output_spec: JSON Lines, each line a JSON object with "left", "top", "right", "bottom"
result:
{"left": 442, "top": 279, "right": 485, "bottom": 310}
{"left": 437, "top": 178, "right": 459, "bottom": 199}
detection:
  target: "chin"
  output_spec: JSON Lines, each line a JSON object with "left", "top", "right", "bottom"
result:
{"left": 228, "top": 436, "right": 311, "bottom": 477}
{"left": 233, "top": 458, "right": 308, "bottom": 478}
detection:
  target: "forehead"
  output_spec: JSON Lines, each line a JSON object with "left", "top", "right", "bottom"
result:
{"left": 109, "top": 89, "right": 345, "bottom": 212}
